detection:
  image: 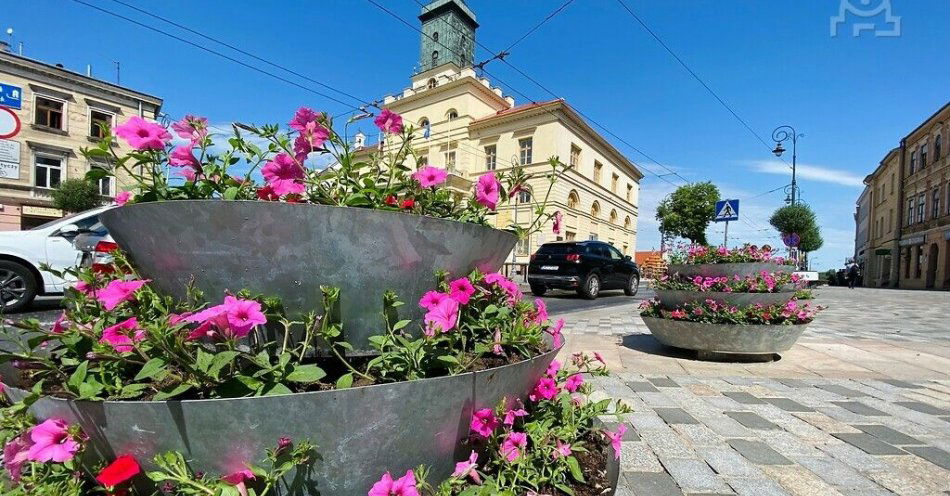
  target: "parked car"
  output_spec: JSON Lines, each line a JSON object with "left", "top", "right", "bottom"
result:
{"left": 0, "top": 206, "right": 113, "bottom": 311}
{"left": 73, "top": 220, "right": 116, "bottom": 270}
{"left": 527, "top": 241, "right": 640, "bottom": 299}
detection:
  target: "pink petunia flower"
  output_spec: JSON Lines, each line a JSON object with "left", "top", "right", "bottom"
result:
{"left": 73, "top": 280, "right": 96, "bottom": 296}
{"left": 289, "top": 107, "right": 321, "bottom": 132}
{"left": 529, "top": 377, "right": 560, "bottom": 402}
{"left": 177, "top": 167, "right": 198, "bottom": 182}
{"left": 564, "top": 374, "right": 584, "bottom": 392}
{"left": 552, "top": 211, "right": 563, "bottom": 234}
{"left": 100, "top": 317, "right": 145, "bottom": 353}
{"left": 546, "top": 318, "right": 565, "bottom": 348}
{"left": 670, "top": 309, "right": 687, "bottom": 319}
{"left": 503, "top": 407, "right": 527, "bottom": 426}
{"left": 27, "top": 419, "right": 78, "bottom": 463}
{"left": 492, "top": 328, "right": 503, "bottom": 355}
{"left": 373, "top": 109, "right": 403, "bottom": 135}
{"left": 451, "top": 450, "right": 481, "bottom": 484}
{"left": 115, "top": 191, "right": 133, "bottom": 206}
{"left": 222, "top": 468, "right": 255, "bottom": 496}
{"left": 222, "top": 295, "right": 267, "bottom": 336}
{"left": 418, "top": 290, "right": 450, "bottom": 310}
{"left": 533, "top": 298, "right": 549, "bottom": 325}
{"left": 448, "top": 278, "right": 475, "bottom": 305}
{"left": 51, "top": 312, "right": 69, "bottom": 334}
{"left": 96, "top": 279, "right": 150, "bottom": 311}
{"left": 546, "top": 359, "right": 561, "bottom": 378}
{"left": 483, "top": 272, "right": 523, "bottom": 304}
{"left": 604, "top": 424, "right": 626, "bottom": 460}
{"left": 593, "top": 351, "right": 606, "bottom": 365}
{"left": 368, "top": 469, "right": 418, "bottom": 496}
{"left": 500, "top": 432, "right": 528, "bottom": 463}
{"left": 470, "top": 408, "right": 498, "bottom": 438}
{"left": 412, "top": 166, "right": 448, "bottom": 188}
{"left": 168, "top": 145, "right": 199, "bottom": 168}
{"left": 293, "top": 120, "right": 330, "bottom": 163}
{"left": 475, "top": 172, "right": 500, "bottom": 210}
{"left": 262, "top": 153, "right": 305, "bottom": 196}
{"left": 114, "top": 116, "right": 171, "bottom": 151}
{"left": 553, "top": 440, "right": 572, "bottom": 459}
{"left": 423, "top": 298, "right": 459, "bottom": 336}
{"left": 171, "top": 115, "right": 208, "bottom": 144}
{"left": 3, "top": 435, "right": 32, "bottom": 482}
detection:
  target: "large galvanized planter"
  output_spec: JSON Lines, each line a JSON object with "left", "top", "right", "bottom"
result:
{"left": 667, "top": 262, "right": 794, "bottom": 279}
{"left": 100, "top": 201, "right": 516, "bottom": 354}
{"left": 3, "top": 344, "right": 558, "bottom": 495}
{"left": 654, "top": 290, "right": 794, "bottom": 310}
{"left": 641, "top": 316, "right": 806, "bottom": 354}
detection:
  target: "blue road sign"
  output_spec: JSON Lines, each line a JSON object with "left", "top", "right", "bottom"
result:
{"left": 0, "top": 83, "right": 22, "bottom": 110}
{"left": 714, "top": 199, "right": 739, "bottom": 222}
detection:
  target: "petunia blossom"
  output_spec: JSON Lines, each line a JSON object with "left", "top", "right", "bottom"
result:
{"left": 100, "top": 317, "right": 145, "bottom": 353}
{"left": 564, "top": 374, "right": 584, "bottom": 393}
{"left": 419, "top": 290, "right": 450, "bottom": 310}
{"left": 529, "top": 377, "right": 560, "bottom": 402}
{"left": 470, "top": 408, "right": 498, "bottom": 437}
{"left": 500, "top": 432, "right": 528, "bottom": 463}
{"left": 96, "top": 278, "right": 150, "bottom": 311}
{"left": 27, "top": 419, "right": 78, "bottom": 463}
{"left": 373, "top": 109, "right": 403, "bottom": 135}
{"left": 546, "top": 318, "right": 565, "bottom": 348}
{"left": 553, "top": 440, "right": 572, "bottom": 459}
{"left": 451, "top": 450, "right": 481, "bottom": 484}
{"left": 168, "top": 145, "right": 199, "bottom": 168}
{"left": 448, "top": 277, "right": 475, "bottom": 305}
{"left": 3, "top": 435, "right": 32, "bottom": 482}
{"left": 604, "top": 424, "right": 626, "bottom": 460}
{"left": 475, "top": 172, "right": 500, "bottom": 210}
{"left": 96, "top": 454, "right": 141, "bottom": 488}
{"left": 256, "top": 184, "right": 280, "bottom": 201}
{"left": 171, "top": 115, "right": 208, "bottom": 144}
{"left": 546, "top": 359, "right": 561, "bottom": 378}
{"left": 412, "top": 166, "right": 448, "bottom": 188}
{"left": 368, "top": 469, "right": 419, "bottom": 496}
{"left": 552, "top": 211, "right": 563, "bottom": 234}
{"left": 51, "top": 312, "right": 69, "bottom": 334}
{"left": 114, "top": 116, "right": 172, "bottom": 151}
{"left": 222, "top": 468, "right": 256, "bottom": 496}
{"left": 533, "top": 298, "right": 549, "bottom": 325}
{"left": 423, "top": 298, "right": 459, "bottom": 336}
{"left": 115, "top": 191, "right": 133, "bottom": 206}
{"left": 503, "top": 407, "right": 527, "bottom": 426}
{"left": 222, "top": 295, "right": 267, "bottom": 336}
{"left": 262, "top": 153, "right": 305, "bottom": 196}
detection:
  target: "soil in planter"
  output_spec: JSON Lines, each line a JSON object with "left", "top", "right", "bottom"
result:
{"left": 557, "top": 433, "right": 614, "bottom": 496}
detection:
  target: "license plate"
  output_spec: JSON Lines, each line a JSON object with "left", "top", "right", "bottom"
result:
{"left": 541, "top": 265, "right": 559, "bottom": 271}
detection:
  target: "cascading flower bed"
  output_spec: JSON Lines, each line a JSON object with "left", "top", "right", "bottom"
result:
{"left": 666, "top": 244, "right": 796, "bottom": 278}
{"left": 653, "top": 271, "right": 803, "bottom": 309}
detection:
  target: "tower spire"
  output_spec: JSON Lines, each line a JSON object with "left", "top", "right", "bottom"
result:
{"left": 416, "top": 0, "right": 478, "bottom": 74}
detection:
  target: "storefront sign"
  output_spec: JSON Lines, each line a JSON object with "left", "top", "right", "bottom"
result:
{"left": 899, "top": 235, "right": 925, "bottom": 246}
{"left": 0, "top": 161, "right": 16, "bottom": 179}
{"left": 22, "top": 205, "right": 63, "bottom": 218}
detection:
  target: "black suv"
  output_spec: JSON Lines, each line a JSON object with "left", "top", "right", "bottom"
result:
{"left": 527, "top": 241, "right": 640, "bottom": 299}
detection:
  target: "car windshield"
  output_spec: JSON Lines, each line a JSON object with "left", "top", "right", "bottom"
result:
{"left": 537, "top": 244, "right": 578, "bottom": 255}
{"left": 29, "top": 211, "right": 90, "bottom": 231}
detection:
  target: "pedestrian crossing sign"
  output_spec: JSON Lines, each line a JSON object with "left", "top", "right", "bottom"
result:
{"left": 714, "top": 199, "right": 739, "bottom": 222}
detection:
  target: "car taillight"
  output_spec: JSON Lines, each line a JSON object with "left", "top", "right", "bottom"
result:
{"left": 566, "top": 254, "right": 581, "bottom": 263}
{"left": 530, "top": 254, "right": 537, "bottom": 261}
{"left": 95, "top": 241, "right": 118, "bottom": 253}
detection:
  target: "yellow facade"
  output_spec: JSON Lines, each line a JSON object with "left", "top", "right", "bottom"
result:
{"left": 373, "top": 63, "right": 642, "bottom": 265}
{"left": 0, "top": 49, "right": 162, "bottom": 230}
{"left": 864, "top": 148, "right": 901, "bottom": 287}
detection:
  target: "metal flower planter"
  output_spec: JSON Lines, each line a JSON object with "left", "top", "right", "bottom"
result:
{"left": 100, "top": 201, "right": 517, "bottom": 354}
{"left": 641, "top": 316, "right": 806, "bottom": 354}
{"left": 4, "top": 345, "right": 558, "bottom": 495}
{"left": 653, "top": 290, "right": 794, "bottom": 310}
{"left": 667, "top": 262, "right": 793, "bottom": 279}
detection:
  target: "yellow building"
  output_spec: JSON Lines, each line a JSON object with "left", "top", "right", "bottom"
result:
{"left": 863, "top": 147, "right": 901, "bottom": 287}
{"left": 0, "top": 44, "right": 162, "bottom": 230}
{"left": 367, "top": 0, "right": 642, "bottom": 267}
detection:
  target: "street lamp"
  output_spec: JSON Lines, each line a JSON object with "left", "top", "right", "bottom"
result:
{"left": 771, "top": 125, "right": 801, "bottom": 205}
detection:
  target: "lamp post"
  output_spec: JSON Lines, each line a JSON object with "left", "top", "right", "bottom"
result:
{"left": 771, "top": 125, "right": 801, "bottom": 205}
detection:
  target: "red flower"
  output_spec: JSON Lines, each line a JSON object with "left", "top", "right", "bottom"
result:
{"left": 400, "top": 198, "right": 415, "bottom": 209}
{"left": 96, "top": 455, "right": 141, "bottom": 487}
{"left": 385, "top": 195, "right": 398, "bottom": 206}
{"left": 256, "top": 185, "right": 279, "bottom": 201}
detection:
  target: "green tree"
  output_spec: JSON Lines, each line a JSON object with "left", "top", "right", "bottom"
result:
{"left": 51, "top": 178, "right": 103, "bottom": 213}
{"left": 768, "top": 204, "right": 817, "bottom": 237}
{"left": 655, "top": 182, "right": 721, "bottom": 245}
{"left": 798, "top": 224, "right": 824, "bottom": 253}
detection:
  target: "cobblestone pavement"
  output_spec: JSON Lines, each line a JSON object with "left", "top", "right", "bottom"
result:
{"left": 560, "top": 287, "right": 950, "bottom": 495}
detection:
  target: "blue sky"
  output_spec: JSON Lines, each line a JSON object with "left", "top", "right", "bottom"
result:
{"left": 5, "top": 0, "right": 948, "bottom": 270}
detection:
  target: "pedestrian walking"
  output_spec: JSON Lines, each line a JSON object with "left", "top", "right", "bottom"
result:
{"left": 847, "top": 263, "right": 859, "bottom": 289}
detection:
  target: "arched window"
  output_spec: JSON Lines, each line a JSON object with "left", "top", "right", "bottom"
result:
{"left": 936, "top": 134, "right": 943, "bottom": 161}
{"left": 609, "top": 209, "right": 618, "bottom": 225}
{"left": 517, "top": 189, "right": 531, "bottom": 204}
{"left": 433, "top": 32, "right": 439, "bottom": 42}
{"left": 624, "top": 216, "right": 631, "bottom": 229}
{"left": 446, "top": 109, "right": 458, "bottom": 121}
{"left": 431, "top": 51, "right": 439, "bottom": 67}
{"left": 567, "top": 190, "right": 579, "bottom": 209}
{"left": 426, "top": 78, "right": 437, "bottom": 89}
{"left": 590, "top": 201, "right": 600, "bottom": 218}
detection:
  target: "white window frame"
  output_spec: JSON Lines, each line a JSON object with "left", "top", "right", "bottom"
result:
{"left": 88, "top": 106, "right": 116, "bottom": 139}
{"left": 33, "top": 93, "right": 68, "bottom": 132}
{"left": 89, "top": 160, "right": 115, "bottom": 197}
{"left": 519, "top": 138, "right": 532, "bottom": 165}
{"left": 33, "top": 151, "right": 66, "bottom": 190}
{"left": 484, "top": 145, "right": 496, "bottom": 170}
{"left": 444, "top": 150, "right": 456, "bottom": 170}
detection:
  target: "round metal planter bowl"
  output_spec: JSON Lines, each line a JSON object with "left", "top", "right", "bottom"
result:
{"left": 654, "top": 290, "right": 794, "bottom": 310}
{"left": 3, "top": 345, "right": 558, "bottom": 495}
{"left": 667, "top": 262, "right": 794, "bottom": 279}
{"left": 99, "top": 201, "right": 517, "bottom": 354}
{"left": 641, "top": 316, "right": 806, "bottom": 354}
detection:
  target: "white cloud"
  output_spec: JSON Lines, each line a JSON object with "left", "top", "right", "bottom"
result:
{"left": 749, "top": 160, "right": 865, "bottom": 188}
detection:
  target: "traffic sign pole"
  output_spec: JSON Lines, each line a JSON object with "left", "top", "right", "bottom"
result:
{"left": 723, "top": 220, "right": 729, "bottom": 249}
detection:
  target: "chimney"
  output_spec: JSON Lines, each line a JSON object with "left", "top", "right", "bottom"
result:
{"left": 86, "top": 64, "right": 92, "bottom": 77}
{"left": 354, "top": 131, "right": 366, "bottom": 149}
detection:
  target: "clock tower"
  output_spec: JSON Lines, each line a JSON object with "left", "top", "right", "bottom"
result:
{"left": 417, "top": 0, "right": 478, "bottom": 74}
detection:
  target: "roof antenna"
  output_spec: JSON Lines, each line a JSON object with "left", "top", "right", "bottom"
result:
{"left": 113, "top": 61, "right": 120, "bottom": 85}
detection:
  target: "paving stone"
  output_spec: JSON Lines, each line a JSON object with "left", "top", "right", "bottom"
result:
{"left": 878, "top": 379, "right": 922, "bottom": 389}
{"left": 760, "top": 466, "right": 844, "bottom": 496}
{"left": 724, "top": 477, "right": 790, "bottom": 496}
{"left": 663, "top": 458, "right": 732, "bottom": 494}
{"left": 878, "top": 453, "right": 950, "bottom": 493}
{"left": 762, "top": 397, "right": 815, "bottom": 412}
{"left": 831, "top": 433, "right": 906, "bottom": 455}
{"left": 724, "top": 411, "right": 781, "bottom": 430}
{"left": 673, "top": 424, "right": 723, "bottom": 448}
{"left": 627, "top": 412, "right": 670, "bottom": 431}
{"left": 793, "top": 456, "right": 880, "bottom": 489}
{"left": 639, "top": 391, "right": 678, "bottom": 407}
{"left": 830, "top": 401, "right": 887, "bottom": 417}
{"left": 727, "top": 439, "right": 792, "bottom": 465}
{"left": 818, "top": 441, "right": 890, "bottom": 471}
{"left": 640, "top": 428, "right": 695, "bottom": 459}
{"left": 852, "top": 424, "right": 924, "bottom": 445}
{"left": 700, "top": 447, "right": 761, "bottom": 477}
{"left": 620, "top": 441, "right": 664, "bottom": 472}
{"left": 623, "top": 471, "right": 683, "bottom": 496}
{"left": 626, "top": 380, "right": 660, "bottom": 393}
{"left": 760, "top": 431, "right": 820, "bottom": 458}
{"left": 793, "top": 412, "right": 862, "bottom": 434}
{"left": 723, "top": 391, "right": 766, "bottom": 404}
{"left": 698, "top": 415, "right": 754, "bottom": 437}
{"left": 818, "top": 384, "right": 867, "bottom": 398}
{"left": 776, "top": 379, "right": 810, "bottom": 389}
{"left": 685, "top": 383, "right": 721, "bottom": 396}
{"left": 894, "top": 401, "right": 949, "bottom": 416}
{"left": 904, "top": 445, "right": 950, "bottom": 470}
{"left": 648, "top": 377, "right": 680, "bottom": 388}
{"left": 655, "top": 407, "right": 700, "bottom": 425}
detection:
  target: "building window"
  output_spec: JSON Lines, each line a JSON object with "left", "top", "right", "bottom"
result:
{"left": 907, "top": 198, "right": 915, "bottom": 225}
{"left": 934, "top": 134, "right": 942, "bottom": 161}
{"left": 590, "top": 201, "right": 600, "bottom": 218}
{"left": 933, "top": 187, "right": 942, "bottom": 219}
{"left": 626, "top": 184, "right": 632, "bottom": 202}
{"left": 431, "top": 51, "right": 439, "bottom": 67}
{"left": 446, "top": 109, "right": 458, "bottom": 121}
{"left": 609, "top": 209, "right": 618, "bottom": 225}
{"left": 516, "top": 238, "right": 529, "bottom": 256}
{"left": 569, "top": 144, "right": 580, "bottom": 168}
{"left": 567, "top": 190, "right": 579, "bottom": 209}
{"left": 90, "top": 161, "right": 114, "bottom": 196}
{"left": 917, "top": 193, "right": 926, "bottom": 223}
{"left": 517, "top": 189, "right": 531, "bottom": 204}
{"left": 910, "top": 151, "right": 917, "bottom": 174}
{"left": 35, "top": 96, "right": 65, "bottom": 130}
{"left": 890, "top": 174, "right": 895, "bottom": 193}
{"left": 914, "top": 245, "right": 923, "bottom": 278}
{"left": 426, "top": 79, "right": 436, "bottom": 90}
{"left": 920, "top": 143, "right": 928, "bottom": 168}
{"left": 888, "top": 208, "right": 893, "bottom": 233}
{"left": 624, "top": 216, "right": 631, "bottom": 229}
{"left": 484, "top": 145, "right": 496, "bottom": 170}
{"left": 519, "top": 138, "right": 532, "bottom": 165}
{"left": 444, "top": 150, "right": 456, "bottom": 169}
{"left": 433, "top": 31, "right": 439, "bottom": 42}
{"left": 34, "top": 154, "right": 63, "bottom": 189}
{"left": 89, "top": 109, "right": 113, "bottom": 139}
{"left": 611, "top": 173, "right": 619, "bottom": 193}
{"left": 565, "top": 231, "right": 576, "bottom": 241}
{"left": 588, "top": 233, "right": 598, "bottom": 241}
{"left": 419, "top": 154, "right": 428, "bottom": 166}
{"left": 593, "top": 161, "right": 603, "bottom": 184}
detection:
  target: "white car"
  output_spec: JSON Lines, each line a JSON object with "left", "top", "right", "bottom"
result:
{"left": 0, "top": 206, "right": 113, "bottom": 311}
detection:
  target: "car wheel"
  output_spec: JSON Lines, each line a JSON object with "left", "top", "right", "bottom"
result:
{"left": 577, "top": 273, "right": 600, "bottom": 300}
{"left": 530, "top": 284, "right": 547, "bottom": 296}
{"left": 0, "top": 261, "right": 37, "bottom": 312}
{"left": 624, "top": 274, "right": 640, "bottom": 296}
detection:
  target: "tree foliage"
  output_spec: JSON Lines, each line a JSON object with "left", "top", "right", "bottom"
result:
{"left": 769, "top": 203, "right": 824, "bottom": 253}
{"left": 51, "top": 178, "right": 103, "bottom": 213}
{"left": 798, "top": 225, "right": 824, "bottom": 253}
{"left": 655, "top": 182, "right": 721, "bottom": 245}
